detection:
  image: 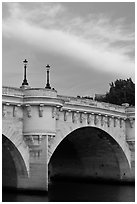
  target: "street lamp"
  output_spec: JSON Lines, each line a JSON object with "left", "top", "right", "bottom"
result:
{"left": 45, "top": 64, "right": 51, "bottom": 89}
{"left": 22, "top": 59, "right": 29, "bottom": 86}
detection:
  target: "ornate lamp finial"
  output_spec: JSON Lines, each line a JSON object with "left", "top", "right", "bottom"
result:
{"left": 22, "top": 59, "right": 29, "bottom": 86}
{"left": 23, "top": 59, "right": 28, "bottom": 64}
{"left": 45, "top": 64, "right": 51, "bottom": 89}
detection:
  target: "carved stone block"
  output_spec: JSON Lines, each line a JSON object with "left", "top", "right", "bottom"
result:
{"left": 90, "top": 113, "right": 94, "bottom": 125}
{"left": 56, "top": 108, "right": 60, "bottom": 120}
{"left": 48, "top": 135, "right": 55, "bottom": 148}
{"left": 113, "top": 117, "right": 117, "bottom": 127}
{"left": 72, "top": 112, "right": 78, "bottom": 123}
{"left": 2, "top": 105, "right": 6, "bottom": 117}
{"left": 13, "top": 106, "right": 18, "bottom": 117}
{"left": 26, "top": 105, "right": 31, "bottom": 117}
{"left": 80, "top": 113, "right": 84, "bottom": 123}
{"left": 129, "top": 118, "right": 134, "bottom": 128}
{"left": 39, "top": 105, "right": 44, "bottom": 117}
{"left": 94, "top": 114, "right": 97, "bottom": 125}
{"left": 64, "top": 111, "right": 69, "bottom": 121}
{"left": 24, "top": 134, "right": 45, "bottom": 147}
{"left": 107, "top": 116, "right": 110, "bottom": 127}
{"left": 119, "top": 118, "right": 123, "bottom": 128}
{"left": 101, "top": 115, "right": 104, "bottom": 126}
{"left": 104, "top": 115, "right": 108, "bottom": 126}
{"left": 52, "top": 107, "right": 56, "bottom": 118}
{"left": 87, "top": 114, "right": 92, "bottom": 124}
{"left": 30, "top": 149, "right": 42, "bottom": 158}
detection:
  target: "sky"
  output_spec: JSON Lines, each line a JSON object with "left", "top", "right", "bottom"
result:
{"left": 2, "top": 2, "right": 135, "bottom": 97}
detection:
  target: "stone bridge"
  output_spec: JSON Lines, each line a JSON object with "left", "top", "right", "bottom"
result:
{"left": 2, "top": 86, "right": 135, "bottom": 191}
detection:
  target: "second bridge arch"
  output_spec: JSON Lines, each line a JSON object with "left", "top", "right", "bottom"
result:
{"left": 48, "top": 127, "right": 131, "bottom": 182}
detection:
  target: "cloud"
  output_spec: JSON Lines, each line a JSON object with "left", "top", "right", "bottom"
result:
{"left": 3, "top": 2, "right": 66, "bottom": 25}
{"left": 3, "top": 2, "right": 135, "bottom": 79}
{"left": 68, "top": 14, "right": 134, "bottom": 42}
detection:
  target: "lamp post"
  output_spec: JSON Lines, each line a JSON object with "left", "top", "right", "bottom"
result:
{"left": 22, "top": 59, "right": 29, "bottom": 86}
{"left": 45, "top": 64, "right": 51, "bottom": 89}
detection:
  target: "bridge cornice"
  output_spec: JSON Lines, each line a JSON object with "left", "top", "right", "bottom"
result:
{"left": 2, "top": 86, "right": 135, "bottom": 120}
{"left": 61, "top": 103, "right": 127, "bottom": 118}
{"left": 2, "top": 95, "right": 23, "bottom": 106}
{"left": 23, "top": 96, "right": 64, "bottom": 107}
{"left": 2, "top": 95, "right": 64, "bottom": 108}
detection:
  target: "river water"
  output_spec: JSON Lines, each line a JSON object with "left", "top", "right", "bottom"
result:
{"left": 3, "top": 181, "right": 135, "bottom": 202}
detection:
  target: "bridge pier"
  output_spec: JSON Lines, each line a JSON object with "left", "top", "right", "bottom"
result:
{"left": 17, "top": 135, "right": 48, "bottom": 191}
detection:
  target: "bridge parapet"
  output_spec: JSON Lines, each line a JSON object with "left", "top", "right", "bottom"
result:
{"left": 23, "top": 88, "right": 57, "bottom": 97}
{"left": 57, "top": 95, "right": 126, "bottom": 113}
{"left": 2, "top": 86, "right": 24, "bottom": 97}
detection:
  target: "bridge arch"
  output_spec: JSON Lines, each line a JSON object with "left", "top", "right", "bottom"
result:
{"left": 2, "top": 124, "right": 29, "bottom": 189}
{"left": 49, "top": 126, "right": 131, "bottom": 182}
{"left": 2, "top": 135, "right": 29, "bottom": 189}
{"left": 2, "top": 124, "right": 29, "bottom": 173}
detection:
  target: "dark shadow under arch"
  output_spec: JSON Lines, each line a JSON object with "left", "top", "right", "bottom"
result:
{"left": 49, "top": 126, "right": 130, "bottom": 183}
{"left": 2, "top": 135, "right": 28, "bottom": 189}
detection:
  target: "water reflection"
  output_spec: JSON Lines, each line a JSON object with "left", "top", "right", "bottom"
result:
{"left": 2, "top": 190, "right": 48, "bottom": 202}
{"left": 49, "top": 180, "right": 135, "bottom": 202}
{"left": 3, "top": 181, "right": 135, "bottom": 202}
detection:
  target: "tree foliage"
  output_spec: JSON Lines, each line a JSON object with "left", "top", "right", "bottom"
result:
{"left": 96, "top": 78, "right": 135, "bottom": 106}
